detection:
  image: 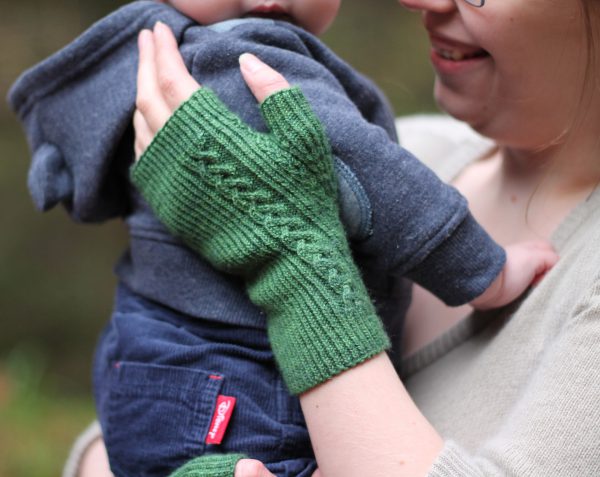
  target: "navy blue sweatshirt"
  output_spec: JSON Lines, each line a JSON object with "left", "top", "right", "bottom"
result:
{"left": 8, "top": 1, "right": 505, "bottom": 332}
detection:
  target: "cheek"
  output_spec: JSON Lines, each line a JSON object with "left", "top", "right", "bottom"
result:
{"left": 292, "top": 0, "right": 340, "bottom": 34}
{"left": 169, "top": 0, "right": 242, "bottom": 23}
{"left": 481, "top": 3, "right": 585, "bottom": 91}
{"left": 448, "top": 3, "right": 589, "bottom": 145}
{"left": 489, "top": 24, "right": 587, "bottom": 120}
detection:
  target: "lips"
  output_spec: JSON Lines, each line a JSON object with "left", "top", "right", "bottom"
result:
{"left": 429, "top": 34, "right": 489, "bottom": 62}
{"left": 250, "top": 4, "right": 288, "bottom": 14}
{"left": 245, "top": 3, "right": 295, "bottom": 23}
{"left": 434, "top": 48, "right": 488, "bottom": 61}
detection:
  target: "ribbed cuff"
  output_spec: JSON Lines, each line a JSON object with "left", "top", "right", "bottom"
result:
{"left": 427, "top": 441, "right": 482, "bottom": 477}
{"left": 168, "top": 454, "right": 246, "bottom": 477}
{"left": 253, "top": 253, "right": 391, "bottom": 395}
{"left": 271, "top": 309, "right": 391, "bottom": 395}
{"left": 407, "top": 211, "right": 506, "bottom": 306}
{"left": 260, "top": 87, "right": 330, "bottom": 159}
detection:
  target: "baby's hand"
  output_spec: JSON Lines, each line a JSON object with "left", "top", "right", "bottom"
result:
{"left": 470, "top": 241, "right": 559, "bottom": 310}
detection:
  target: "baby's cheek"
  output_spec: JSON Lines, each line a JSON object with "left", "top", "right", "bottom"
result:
{"left": 292, "top": 0, "right": 340, "bottom": 35}
{"left": 165, "top": 0, "right": 243, "bottom": 25}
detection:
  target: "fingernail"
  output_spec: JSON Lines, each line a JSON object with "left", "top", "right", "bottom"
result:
{"left": 154, "top": 21, "right": 165, "bottom": 32}
{"left": 239, "top": 53, "right": 262, "bottom": 73}
{"left": 138, "top": 29, "right": 151, "bottom": 43}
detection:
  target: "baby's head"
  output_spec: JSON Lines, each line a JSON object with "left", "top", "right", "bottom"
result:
{"left": 163, "top": 0, "right": 341, "bottom": 35}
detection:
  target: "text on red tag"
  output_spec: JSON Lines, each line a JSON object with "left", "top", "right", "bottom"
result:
{"left": 205, "top": 395, "right": 236, "bottom": 445}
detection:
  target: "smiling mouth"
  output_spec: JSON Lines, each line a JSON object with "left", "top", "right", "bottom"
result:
{"left": 433, "top": 47, "right": 489, "bottom": 61}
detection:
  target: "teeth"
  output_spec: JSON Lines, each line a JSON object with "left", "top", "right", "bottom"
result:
{"left": 438, "top": 48, "right": 467, "bottom": 61}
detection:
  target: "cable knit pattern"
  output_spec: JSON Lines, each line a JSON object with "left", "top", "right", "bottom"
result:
{"left": 131, "top": 87, "right": 390, "bottom": 394}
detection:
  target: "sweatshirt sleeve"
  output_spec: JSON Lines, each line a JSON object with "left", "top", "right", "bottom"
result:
{"left": 302, "top": 71, "right": 506, "bottom": 305}
{"left": 185, "top": 23, "right": 505, "bottom": 306}
{"left": 425, "top": 291, "right": 600, "bottom": 476}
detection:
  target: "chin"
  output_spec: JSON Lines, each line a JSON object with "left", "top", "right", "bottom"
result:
{"left": 434, "top": 82, "right": 493, "bottom": 135}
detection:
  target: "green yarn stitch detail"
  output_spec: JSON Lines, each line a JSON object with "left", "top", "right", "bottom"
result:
{"left": 131, "top": 87, "right": 390, "bottom": 394}
{"left": 168, "top": 453, "right": 246, "bottom": 477}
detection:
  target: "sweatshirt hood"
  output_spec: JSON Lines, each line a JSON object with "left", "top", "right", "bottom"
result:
{"left": 7, "top": 1, "right": 194, "bottom": 222}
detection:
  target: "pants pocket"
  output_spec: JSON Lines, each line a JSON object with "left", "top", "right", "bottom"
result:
{"left": 104, "top": 361, "right": 223, "bottom": 477}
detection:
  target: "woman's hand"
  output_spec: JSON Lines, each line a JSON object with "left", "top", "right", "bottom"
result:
{"left": 134, "top": 21, "right": 289, "bottom": 158}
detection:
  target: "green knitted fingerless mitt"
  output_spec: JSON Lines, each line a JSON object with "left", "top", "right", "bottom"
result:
{"left": 131, "top": 87, "right": 390, "bottom": 394}
{"left": 168, "top": 453, "right": 245, "bottom": 477}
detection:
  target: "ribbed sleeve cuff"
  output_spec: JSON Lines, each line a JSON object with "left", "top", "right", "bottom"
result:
{"left": 407, "top": 211, "right": 506, "bottom": 306}
{"left": 168, "top": 454, "right": 246, "bottom": 477}
{"left": 251, "top": 249, "right": 391, "bottom": 395}
{"left": 270, "top": 302, "right": 391, "bottom": 395}
{"left": 260, "top": 87, "right": 330, "bottom": 159}
{"left": 427, "top": 441, "right": 482, "bottom": 477}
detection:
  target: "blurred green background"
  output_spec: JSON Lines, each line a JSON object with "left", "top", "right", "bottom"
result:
{"left": 0, "top": 1, "right": 436, "bottom": 475}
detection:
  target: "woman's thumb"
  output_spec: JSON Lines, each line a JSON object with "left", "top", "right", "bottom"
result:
{"left": 234, "top": 459, "right": 277, "bottom": 477}
{"left": 239, "top": 53, "right": 290, "bottom": 103}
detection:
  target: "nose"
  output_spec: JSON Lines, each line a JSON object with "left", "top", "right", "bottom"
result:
{"left": 398, "top": 0, "right": 456, "bottom": 13}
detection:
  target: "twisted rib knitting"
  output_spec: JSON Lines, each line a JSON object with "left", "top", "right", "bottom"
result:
{"left": 131, "top": 87, "right": 390, "bottom": 394}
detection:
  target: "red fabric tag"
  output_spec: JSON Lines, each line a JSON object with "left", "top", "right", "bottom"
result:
{"left": 205, "top": 395, "right": 236, "bottom": 445}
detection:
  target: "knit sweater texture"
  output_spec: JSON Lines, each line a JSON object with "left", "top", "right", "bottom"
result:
{"left": 8, "top": 1, "right": 505, "bottom": 333}
{"left": 397, "top": 115, "right": 600, "bottom": 476}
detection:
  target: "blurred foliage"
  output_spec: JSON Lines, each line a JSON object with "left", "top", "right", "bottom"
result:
{"left": 0, "top": 0, "right": 437, "bottom": 474}
{"left": 0, "top": 345, "right": 96, "bottom": 476}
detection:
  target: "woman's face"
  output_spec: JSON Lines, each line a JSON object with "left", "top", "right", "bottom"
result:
{"left": 399, "top": 0, "right": 595, "bottom": 149}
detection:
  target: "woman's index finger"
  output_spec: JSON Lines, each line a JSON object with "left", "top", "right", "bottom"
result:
{"left": 136, "top": 29, "right": 157, "bottom": 100}
{"left": 153, "top": 21, "right": 200, "bottom": 110}
{"left": 136, "top": 29, "right": 172, "bottom": 132}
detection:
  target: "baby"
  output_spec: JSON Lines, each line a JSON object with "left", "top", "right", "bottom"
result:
{"left": 9, "top": 1, "right": 554, "bottom": 476}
